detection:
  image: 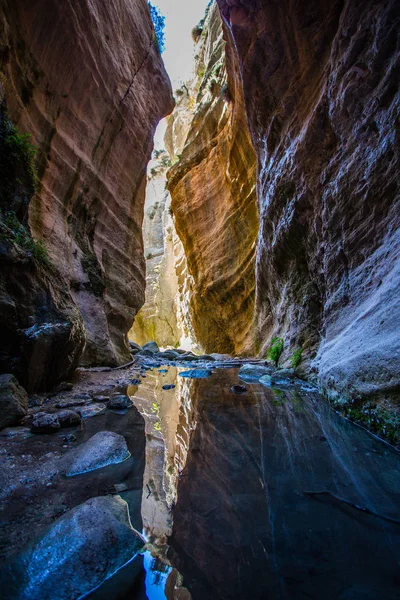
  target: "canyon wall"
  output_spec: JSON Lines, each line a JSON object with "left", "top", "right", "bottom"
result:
{"left": 166, "top": 2, "right": 258, "bottom": 355}
{"left": 216, "top": 0, "right": 400, "bottom": 408}
{"left": 129, "top": 155, "right": 182, "bottom": 348}
{"left": 0, "top": 0, "right": 174, "bottom": 379}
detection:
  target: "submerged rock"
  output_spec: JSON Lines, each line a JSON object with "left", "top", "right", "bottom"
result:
{"left": 0, "top": 374, "right": 28, "bottom": 430}
{"left": 238, "top": 364, "right": 271, "bottom": 381}
{"left": 231, "top": 385, "right": 247, "bottom": 394}
{"left": 179, "top": 369, "right": 213, "bottom": 379}
{"left": 0, "top": 426, "right": 31, "bottom": 439}
{"left": 107, "top": 395, "right": 134, "bottom": 410}
{"left": 1, "top": 496, "right": 144, "bottom": 600}
{"left": 64, "top": 431, "right": 130, "bottom": 476}
{"left": 31, "top": 412, "right": 60, "bottom": 434}
{"left": 142, "top": 341, "right": 160, "bottom": 354}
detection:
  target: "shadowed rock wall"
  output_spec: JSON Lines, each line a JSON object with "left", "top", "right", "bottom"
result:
{"left": 216, "top": 0, "right": 400, "bottom": 406}
{"left": 0, "top": 0, "right": 174, "bottom": 370}
{"left": 167, "top": 3, "right": 258, "bottom": 355}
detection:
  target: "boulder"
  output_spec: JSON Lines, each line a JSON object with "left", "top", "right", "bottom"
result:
{"left": 142, "top": 341, "right": 159, "bottom": 354}
{"left": 76, "top": 403, "right": 107, "bottom": 419}
{"left": 56, "top": 409, "right": 81, "bottom": 428}
{"left": 238, "top": 363, "right": 271, "bottom": 381}
{"left": 107, "top": 395, "right": 134, "bottom": 410}
{"left": 93, "top": 395, "right": 110, "bottom": 403}
{"left": 158, "top": 350, "right": 180, "bottom": 360}
{"left": 64, "top": 431, "right": 130, "bottom": 476}
{"left": 0, "top": 374, "right": 28, "bottom": 430}
{"left": 31, "top": 412, "right": 60, "bottom": 434}
{"left": 129, "top": 341, "right": 142, "bottom": 352}
{"left": 1, "top": 496, "right": 144, "bottom": 600}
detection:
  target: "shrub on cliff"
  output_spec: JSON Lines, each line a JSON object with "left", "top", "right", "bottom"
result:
{"left": 148, "top": 3, "right": 165, "bottom": 53}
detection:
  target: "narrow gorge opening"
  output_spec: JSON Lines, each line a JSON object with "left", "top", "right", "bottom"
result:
{"left": 0, "top": 1, "right": 399, "bottom": 600}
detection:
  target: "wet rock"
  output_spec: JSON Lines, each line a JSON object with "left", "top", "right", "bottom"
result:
{"left": 55, "top": 398, "right": 87, "bottom": 409}
{"left": 76, "top": 403, "right": 107, "bottom": 419}
{"left": 131, "top": 379, "right": 141, "bottom": 386}
{"left": 1, "top": 496, "right": 144, "bottom": 599}
{"left": 129, "top": 341, "right": 142, "bottom": 355}
{"left": 199, "top": 354, "right": 216, "bottom": 361}
{"left": 238, "top": 364, "right": 271, "bottom": 381}
{"left": 231, "top": 385, "right": 247, "bottom": 394}
{"left": 0, "top": 374, "right": 28, "bottom": 430}
{"left": 64, "top": 431, "right": 130, "bottom": 476}
{"left": 137, "top": 349, "right": 156, "bottom": 357}
{"left": 162, "top": 384, "right": 176, "bottom": 390}
{"left": 179, "top": 369, "right": 213, "bottom": 379}
{"left": 73, "top": 393, "right": 93, "bottom": 401}
{"left": 259, "top": 375, "right": 273, "bottom": 387}
{"left": 31, "top": 412, "right": 61, "bottom": 434}
{"left": 158, "top": 369, "right": 168, "bottom": 373}
{"left": 173, "top": 348, "right": 188, "bottom": 355}
{"left": 274, "top": 368, "right": 296, "bottom": 379}
{"left": 0, "top": 426, "right": 31, "bottom": 439}
{"left": 63, "top": 433, "right": 77, "bottom": 443}
{"left": 93, "top": 395, "right": 110, "bottom": 403}
{"left": 142, "top": 341, "right": 160, "bottom": 354}
{"left": 107, "top": 395, "right": 134, "bottom": 410}
{"left": 158, "top": 350, "right": 180, "bottom": 360}
{"left": 56, "top": 410, "right": 82, "bottom": 428}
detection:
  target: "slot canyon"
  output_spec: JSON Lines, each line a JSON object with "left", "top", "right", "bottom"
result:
{"left": 0, "top": 0, "right": 399, "bottom": 598}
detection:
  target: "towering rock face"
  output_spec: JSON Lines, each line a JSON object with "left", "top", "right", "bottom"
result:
{"left": 0, "top": 0, "right": 174, "bottom": 369}
{"left": 216, "top": 0, "right": 400, "bottom": 405}
{"left": 166, "top": 2, "right": 258, "bottom": 355}
{"left": 129, "top": 154, "right": 183, "bottom": 348}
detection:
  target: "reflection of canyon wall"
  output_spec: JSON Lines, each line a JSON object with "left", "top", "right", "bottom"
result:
{"left": 216, "top": 0, "right": 400, "bottom": 404}
{"left": 0, "top": 0, "right": 174, "bottom": 377}
{"left": 166, "top": 2, "right": 258, "bottom": 355}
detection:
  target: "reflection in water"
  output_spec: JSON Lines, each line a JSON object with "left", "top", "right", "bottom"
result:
{"left": 126, "top": 365, "right": 400, "bottom": 600}
{"left": 127, "top": 366, "right": 195, "bottom": 599}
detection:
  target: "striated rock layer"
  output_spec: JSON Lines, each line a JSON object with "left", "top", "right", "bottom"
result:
{"left": 0, "top": 0, "right": 174, "bottom": 368}
{"left": 167, "top": 2, "right": 258, "bottom": 355}
{"left": 216, "top": 0, "right": 400, "bottom": 405}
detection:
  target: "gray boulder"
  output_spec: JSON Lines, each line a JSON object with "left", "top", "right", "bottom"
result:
{"left": 56, "top": 409, "right": 82, "bottom": 428}
{"left": 142, "top": 341, "right": 159, "bottom": 354}
{"left": 76, "top": 403, "right": 107, "bottom": 419}
{"left": 238, "top": 363, "right": 272, "bottom": 381}
{"left": 1, "top": 496, "right": 144, "bottom": 600}
{"left": 107, "top": 395, "right": 134, "bottom": 410}
{"left": 0, "top": 374, "right": 28, "bottom": 430}
{"left": 129, "top": 341, "right": 142, "bottom": 353}
{"left": 31, "top": 412, "right": 60, "bottom": 434}
{"left": 64, "top": 431, "right": 130, "bottom": 476}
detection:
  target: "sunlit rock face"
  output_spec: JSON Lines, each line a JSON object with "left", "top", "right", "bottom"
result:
{"left": 166, "top": 2, "right": 258, "bottom": 355}
{"left": 0, "top": 0, "right": 174, "bottom": 367}
{"left": 129, "top": 155, "right": 186, "bottom": 348}
{"left": 216, "top": 0, "right": 400, "bottom": 402}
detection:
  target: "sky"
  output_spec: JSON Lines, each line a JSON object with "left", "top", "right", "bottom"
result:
{"left": 154, "top": 0, "right": 209, "bottom": 87}
{"left": 151, "top": 0, "right": 209, "bottom": 149}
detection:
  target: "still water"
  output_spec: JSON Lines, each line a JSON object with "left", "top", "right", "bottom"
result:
{"left": 119, "top": 365, "right": 400, "bottom": 600}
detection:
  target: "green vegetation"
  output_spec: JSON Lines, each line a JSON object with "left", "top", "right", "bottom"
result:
{"left": 148, "top": 3, "right": 165, "bottom": 53}
{"left": 333, "top": 398, "right": 400, "bottom": 447}
{"left": 0, "top": 108, "right": 37, "bottom": 211}
{"left": 267, "top": 336, "right": 284, "bottom": 366}
{"left": 290, "top": 347, "right": 303, "bottom": 369}
{"left": 0, "top": 210, "right": 51, "bottom": 267}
